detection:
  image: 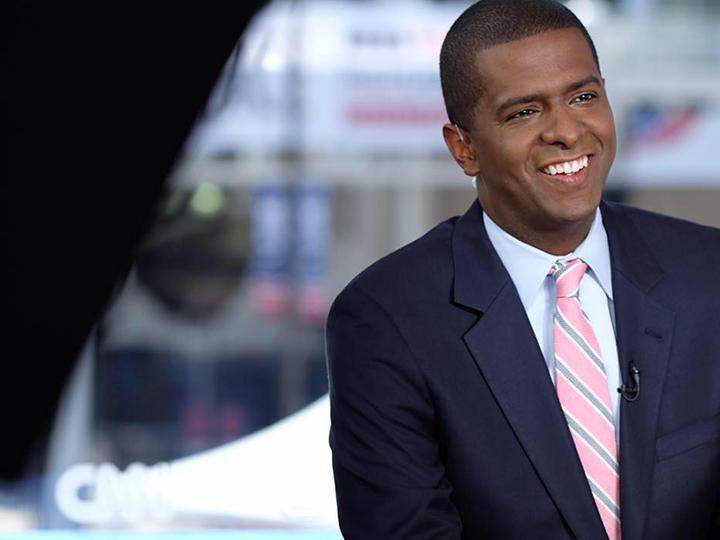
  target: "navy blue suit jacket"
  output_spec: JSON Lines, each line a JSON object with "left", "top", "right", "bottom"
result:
{"left": 326, "top": 200, "right": 720, "bottom": 539}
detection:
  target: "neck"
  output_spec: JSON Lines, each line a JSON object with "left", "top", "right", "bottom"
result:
{"left": 518, "top": 224, "right": 592, "bottom": 256}
{"left": 483, "top": 209, "right": 595, "bottom": 256}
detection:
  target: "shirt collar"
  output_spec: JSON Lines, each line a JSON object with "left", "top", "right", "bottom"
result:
{"left": 483, "top": 208, "right": 613, "bottom": 311}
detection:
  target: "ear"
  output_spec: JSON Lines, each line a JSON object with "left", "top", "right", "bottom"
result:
{"left": 442, "top": 123, "right": 481, "bottom": 177}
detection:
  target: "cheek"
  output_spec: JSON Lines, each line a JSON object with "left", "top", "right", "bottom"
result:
{"left": 478, "top": 132, "right": 538, "bottom": 183}
{"left": 606, "top": 124, "right": 617, "bottom": 158}
{"left": 496, "top": 141, "right": 535, "bottom": 173}
{"left": 593, "top": 111, "right": 617, "bottom": 150}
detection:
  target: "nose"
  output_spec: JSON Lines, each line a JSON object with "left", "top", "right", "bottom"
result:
{"left": 540, "top": 106, "right": 583, "bottom": 149}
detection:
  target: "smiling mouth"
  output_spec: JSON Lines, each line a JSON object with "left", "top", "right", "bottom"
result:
{"left": 541, "top": 155, "right": 590, "bottom": 176}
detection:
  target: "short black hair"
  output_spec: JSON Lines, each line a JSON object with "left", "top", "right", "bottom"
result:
{"left": 439, "top": 0, "right": 599, "bottom": 128}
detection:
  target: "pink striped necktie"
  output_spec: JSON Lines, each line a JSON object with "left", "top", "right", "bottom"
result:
{"left": 550, "top": 258, "right": 620, "bottom": 539}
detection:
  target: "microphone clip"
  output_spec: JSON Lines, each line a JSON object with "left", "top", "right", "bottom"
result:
{"left": 617, "top": 361, "right": 640, "bottom": 402}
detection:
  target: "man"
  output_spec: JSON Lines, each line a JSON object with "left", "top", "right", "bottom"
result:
{"left": 326, "top": 1, "right": 720, "bottom": 538}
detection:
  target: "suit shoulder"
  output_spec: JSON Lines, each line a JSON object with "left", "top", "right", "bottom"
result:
{"left": 606, "top": 201, "right": 720, "bottom": 263}
{"left": 335, "top": 215, "right": 459, "bottom": 306}
{"left": 614, "top": 202, "right": 719, "bottom": 234}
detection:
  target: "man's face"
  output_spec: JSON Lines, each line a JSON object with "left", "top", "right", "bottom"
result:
{"left": 448, "top": 28, "right": 616, "bottom": 247}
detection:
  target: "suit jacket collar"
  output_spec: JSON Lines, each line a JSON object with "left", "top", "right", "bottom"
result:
{"left": 599, "top": 200, "right": 664, "bottom": 294}
{"left": 451, "top": 200, "right": 509, "bottom": 312}
{"left": 601, "top": 201, "right": 675, "bottom": 540}
{"left": 452, "top": 200, "right": 607, "bottom": 538}
{"left": 452, "top": 199, "right": 675, "bottom": 540}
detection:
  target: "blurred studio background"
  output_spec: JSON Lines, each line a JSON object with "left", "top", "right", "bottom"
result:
{"left": 3, "top": 0, "right": 720, "bottom": 537}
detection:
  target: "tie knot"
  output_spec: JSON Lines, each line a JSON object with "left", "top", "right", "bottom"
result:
{"left": 549, "top": 258, "right": 588, "bottom": 298}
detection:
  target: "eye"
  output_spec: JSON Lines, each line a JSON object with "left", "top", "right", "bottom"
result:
{"left": 507, "top": 108, "right": 537, "bottom": 121}
{"left": 572, "top": 92, "right": 596, "bottom": 104}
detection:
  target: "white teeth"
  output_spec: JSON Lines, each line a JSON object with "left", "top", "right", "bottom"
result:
{"left": 542, "top": 156, "right": 590, "bottom": 175}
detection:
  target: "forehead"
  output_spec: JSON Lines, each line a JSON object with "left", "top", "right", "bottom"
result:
{"left": 473, "top": 28, "right": 600, "bottom": 106}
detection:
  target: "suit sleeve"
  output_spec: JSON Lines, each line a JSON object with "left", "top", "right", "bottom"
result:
{"left": 326, "top": 283, "right": 462, "bottom": 539}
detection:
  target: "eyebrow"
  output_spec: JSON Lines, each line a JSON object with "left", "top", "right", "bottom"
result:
{"left": 495, "top": 75, "right": 603, "bottom": 115}
{"left": 567, "top": 75, "right": 602, "bottom": 93}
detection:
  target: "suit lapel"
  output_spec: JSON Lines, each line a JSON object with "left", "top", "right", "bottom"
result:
{"left": 452, "top": 202, "right": 607, "bottom": 539}
{"left": 601, "top": 202, "right": 675, "bottom": 540}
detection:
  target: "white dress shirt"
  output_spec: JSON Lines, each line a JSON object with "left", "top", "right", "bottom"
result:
{"left": 483, "top": 209, "right": 621, "bottom": 435}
